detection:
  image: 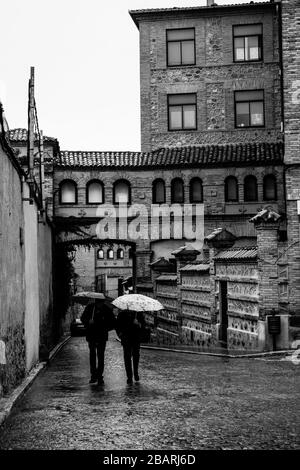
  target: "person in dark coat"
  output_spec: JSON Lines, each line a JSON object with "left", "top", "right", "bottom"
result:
{"left": 116, "top": 310, "right": 146, "bottom": 385}
{"left": 81, "top": 299, "right": 115, "bottom": 385}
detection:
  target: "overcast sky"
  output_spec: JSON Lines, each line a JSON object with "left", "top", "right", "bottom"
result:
{"left": 1, "top": 0, "right": 266, "bottom": 151}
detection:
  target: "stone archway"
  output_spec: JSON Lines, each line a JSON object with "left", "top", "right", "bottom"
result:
{"left": 54, "top": 218, "right": 152, "bottom": 288}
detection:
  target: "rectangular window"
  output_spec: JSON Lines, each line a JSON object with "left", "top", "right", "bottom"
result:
{"left": 233, "top": 24, "right": 262, "bottom": 62}
{"left": 168, "top": 94, "right": 197, "bottom": 131}
{"left": 167, "top": 28, "right": 195, "bottom": 66}
{"left": 235, "top": 90, "right": 264, "bottom": 128}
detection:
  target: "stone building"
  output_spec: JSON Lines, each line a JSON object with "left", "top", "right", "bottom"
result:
{"left": 130, "top": 1, "right": 282, "bottom": 152}
{"left": 53, "top": 143, "right": 284, "bottom": 285}
{"left": 5, "top": 0, "right": 300, "bottom": 352}
{"left": 0, "top": 113, "right": 57, "bottom": 397}
{"left": 49, "top": 0, "right": 299, "bottom": 351}
{"left": 281, "top": 0, "right": 300, "bottom": 325}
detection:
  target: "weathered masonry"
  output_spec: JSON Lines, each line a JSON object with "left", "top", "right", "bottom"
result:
{"left": 0, "top": 117, "right": 57, "bottom": 397}
{"left": 4, "top": 0, "right": 300, "bottom": 354}
{"left": 130, "top": 1, "right": 282, "bottom": 152}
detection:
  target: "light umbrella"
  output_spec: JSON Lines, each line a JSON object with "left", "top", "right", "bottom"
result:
{"left": 112, "top": 294, "right": 164, "bottom": 312}
{"left": 72, "top": 291, "right": 113, "bottom": 308}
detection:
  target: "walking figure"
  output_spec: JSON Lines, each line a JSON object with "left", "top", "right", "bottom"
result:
{"left": 81, "top": 299, "right": 115, "bottom": 385}
{"left": 116, "top": 310, "right": 146, "bottom": 384}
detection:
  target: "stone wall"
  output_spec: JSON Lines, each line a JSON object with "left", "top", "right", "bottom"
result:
{"left": 23, "top": 183, "right": 40, "bottom": 371}
{"left": 180, "top": 268, "right": 215, "bottom": 348}
{"left": 282, "top": 0, "right": 300, "bottom": 318}
{"left": 0, "top": 136, "right": 56, "bottom": 396}
{"left": 54, "top": 163, "right": 285, "bottom": 284}
{"left": 0, "top": 142, "right": 26, "bottom": 395}
{"left": 150, "top": 258, "right": 263, "bottom": 351}
{"left": 38, "top": 221, "right": 55, "bottom": 352}
{"left": 137, "top": 3, "right": 282, "bottom": 151}
{"left": 215, "top": 262, "right": 260, "bottom": 351}
{"left": 155, "top": 277, "right": 179, "bottom": 345}
{"left": 73, "top": 246, "right": 96, "bottom": 292}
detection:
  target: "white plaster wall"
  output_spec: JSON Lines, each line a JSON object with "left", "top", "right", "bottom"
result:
{"left": 23, "top": 183, "right": 40, "bottom": 371}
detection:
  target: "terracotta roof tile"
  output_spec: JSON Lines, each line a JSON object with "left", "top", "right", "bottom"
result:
{"left": 56, "top": 142, "right": 283, "bottom": 169}
{"left": 180, "top": 264, "right": 210, "bottom": 272}
{"left": 156, "top": 274, "right": 178, "bottom": 281}
{"left": 129, "top": 2, "right": 272, "bottom": 23}
{"left": 9, "top": 128, "right": 57, "bottom": 143}
{"left": 214, "top": 247, "right": 257, "bottom": 261}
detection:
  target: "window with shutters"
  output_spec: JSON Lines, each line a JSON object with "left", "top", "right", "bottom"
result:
{"left": 59, "top": 180, "right": 77, "bottom": 204}
{"left": 113, "top": 180, "right": 131, "bottom": 204}
{"left": 153, "top": 179, "right": 166, "bottom": 204}
{"left": 233, "top": 24, "right": 262, "bottom": 62}
{"left": 166, "top": 28, "right": 195, "bottom": 66}
{"left": 225, "top": 176, "right": 239, "bottom": 202}
{"left": 235, "top": 90, "right": 264, "bottom": 128}
{"left": 244, "top": 175, "right": 258, "bottom": 201}
{"left": 168, "top": 94, "right": 197, "bottom": 131}
{"left": 171, "top": 178, "right": 184, "bottom": 203}
{"left": 86, "top": 180, "right": 104, "bottom": 204}
{"left": 190, "top": 178, "right": 203, "bottom": 203}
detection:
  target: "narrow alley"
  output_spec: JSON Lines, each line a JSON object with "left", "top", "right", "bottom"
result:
{"left": 0, "top": 335, "right": 299, "bottom": 450}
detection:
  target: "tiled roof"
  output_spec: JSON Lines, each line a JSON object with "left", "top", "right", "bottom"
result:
{"left": 58, "top": 150, "right": 148, "bottom": 168}
{"left": 156, "top": 274, "right": 178, "bottom": 281}
{"left": 130, "top": 2, "right": 272, "bottom": 23}
{"left": 56, "top": 142, "right": 283, "bottom": 169}
{"left": 205, "top": 227, "right": 224, "bottom": 241}
{"left": 214, "top": 247, "right": 257, "bottom": 261}
{"left": 130, "top": 2, "right": 271, "bottom": 13}
{"left": 9, "top": 128, "right": 58, "bottom": 143}
{"left": 171, "top": 244, "right": 201, "bottom": 256}
{"left": 180, "top": 264, "right": 210, "bottom": 272}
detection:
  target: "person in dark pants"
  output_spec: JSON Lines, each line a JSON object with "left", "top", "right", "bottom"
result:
{"left": 116, "top": 310, "right": 146, "bottom": 385}
{"left": 81, "top": 299, "right": 115, "bottom": 385}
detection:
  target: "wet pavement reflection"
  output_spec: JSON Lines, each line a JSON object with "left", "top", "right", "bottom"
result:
{"left": 0, "top": 334, "right": 299, "bottom": 450}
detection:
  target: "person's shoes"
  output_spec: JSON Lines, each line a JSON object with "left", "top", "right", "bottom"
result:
{"left": 134, "top": 374, "right": 140, "bottom": 382}
{"left": 127, "top": 378, "right": 133, "bottom": 385}
{"left": 98, "top": 377, "right": 104, "bottom": 386}
{"left": 89, "top": 376, "right": 98, "bottom": 384}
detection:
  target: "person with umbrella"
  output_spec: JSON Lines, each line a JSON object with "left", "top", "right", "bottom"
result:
{"left": 113, "top": 294, "right": 163, "bottom": 385}
{"left": 79, "top": 294, "right": 116, "bottom": 386}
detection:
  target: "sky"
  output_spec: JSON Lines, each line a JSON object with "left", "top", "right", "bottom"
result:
{"left": 1, "top": 0, "right": 266, "bottom": 151}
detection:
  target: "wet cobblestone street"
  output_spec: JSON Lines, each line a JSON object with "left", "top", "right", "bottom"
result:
{"left": 0, "top": 334, "right": 299, "bottom": 450}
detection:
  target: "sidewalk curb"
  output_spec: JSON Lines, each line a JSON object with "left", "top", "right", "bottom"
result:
{"left": 138, "top": 343, "right": 294, "bottom": 359}
{"left": 0, "top": 335, "right": 71, "bottom": 428}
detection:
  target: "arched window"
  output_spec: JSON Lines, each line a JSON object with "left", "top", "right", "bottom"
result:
{"left": 171, "top": 178, "right": 184, "bottom": 203}
{"left": 59, "top": 180, "right": 77, "bottom": 204}
{"left": 225, "top": 176, "right": 238, "bottom": 202}
{"left": 152, "top": 179, "right": 166, "bottom": 204}
{"left": 244, "top": 175, "right": 258, "bottom": 201}
{"left": 263, "top": 174, "right": 277, "bottom": 201}
{"left": 190, "top": 178, "right": 203, "bottom": 203}
{"left": 97, "top": 249, "right": 104, "bottom": 259}
{"left": 113, "top": 180, "right": 131, "bottom": 204}
{"left": 86, "top": 180, "right": 104, "bottom": 204}
{"left": 117, "top": 248, "right": 124, "bottom": 259}
{"left": 107, "top": 249, "right": 114, "bottom": 259}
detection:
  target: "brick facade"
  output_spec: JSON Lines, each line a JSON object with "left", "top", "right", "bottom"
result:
{"left": 281, "top": 0, "right": 300, "bottom": 317}
{"left": 132, "top": 3, "right": 283, "bottom": 152}
{"left": 54, "top": 160, "right": 285, "bottom": 283}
